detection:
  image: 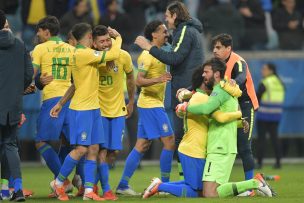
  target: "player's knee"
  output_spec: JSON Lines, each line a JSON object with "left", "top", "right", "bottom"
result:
{"left": 74, "top": 146, "right": 88, "bottom": 158}
{"left": 98, "top": 149, "right": 107, "bottom": 163}
{"left": 88, "top": 144, "right": 100, "bottom": 156}
{"left": 203, "top": 189, "right": 218, "bottom": 198}
{"left": 135, "top": 141, "right": 151, "bottom": 153}
{"left": 162, "top": 135, "right": 175, "bottom": 150}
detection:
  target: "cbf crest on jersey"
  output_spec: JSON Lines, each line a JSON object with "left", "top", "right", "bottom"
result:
{"left": 81, "top": 131, "right": 87, "bottom": 141}
{"left": 94, "top": 50, "right": 100, "bottom": 56}
{"left": 113, "top": 63, "right": 118, "bottom": 72}
{"left": 138, "top": 62, "right": 144, "bottom": 70}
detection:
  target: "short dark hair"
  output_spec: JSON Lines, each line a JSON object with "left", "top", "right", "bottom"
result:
{"left": 71, "top": 23, "right": 92, "bottom": 41}
{"left": 211, "top": 33, "right": 233, "bottom": 48}
{"left": 203, "top": 58, "right": 226, "bottom": 79}
{"left": 265, "top": 62, "right": 277, "bottom": 75}
{"left": 105, "top": 0, "right": 116, "bottom": 8}
{"left": 36, "top": 16, "right": 60, "bottom": 36}
{"left": 144, "top": 20, "right": 163, "bottom": 41}
{"left": 0, "top": 9, "right": 6, "bottom": 30}
{"left": 92, "top": 25, "right": 108, "bottom": 39}
{"left": 167, "top": 1, "right": 190, "bottom": 27}
{"left": 191, "top": 66, "right": 204, "bottom": 90}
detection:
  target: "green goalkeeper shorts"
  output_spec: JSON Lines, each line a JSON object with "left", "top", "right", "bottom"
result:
{"left": 203, "top": 153, "right": 236, "bottom": 185}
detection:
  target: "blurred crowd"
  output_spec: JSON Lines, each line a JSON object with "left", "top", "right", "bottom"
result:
{"left": 1, "top": 0, "right": 304, "bottom": 52}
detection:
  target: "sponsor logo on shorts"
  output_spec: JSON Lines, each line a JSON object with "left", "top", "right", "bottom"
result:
{"left": 81, "top": 131, "right": 87, "bottom": 141}
{"left": 163, "top": 123, "right": 169, "bottom": 133}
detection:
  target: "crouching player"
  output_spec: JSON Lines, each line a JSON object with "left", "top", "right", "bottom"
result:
{"left": 178, "top": 58, "right": 276, "bottom": 198}
{"left": 142, "top": 65, "right": 243, "bottom": 198}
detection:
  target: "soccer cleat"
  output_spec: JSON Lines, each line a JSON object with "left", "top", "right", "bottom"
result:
{"left": 237, "top": 190, "right": 255, "bottom": 197}
{"left": 142, "top": 177, "right": 162, "bottom": 199}
{"left": 254, "top": 173, "right": 276, "bottom": 197}
{"left": 22, "top": 189, "right": 34, "bottom": 198}
{"left": 1, "top": 189, "right": 11, "bottom": 200}
{"left": 10, "top": 189, "right": 26, "bottom": 202}
{"left": 93, "top": 185, "right": 99, "bottom": 195}
{"left": 83, "top": 191, "right": 105, "bottom": 201}
{"left": 103, "top": 190, "right": 118, "bottom": 200}
{"left": 115, "top": 186, "right": 141, "bottom": 196}
{"left": 50, "top": 180, "right": 69, "bottom": 201}
{"left": 48, "top": 192, "right": 56, "bottom": 198}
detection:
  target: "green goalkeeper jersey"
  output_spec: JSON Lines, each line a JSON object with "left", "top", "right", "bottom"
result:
{"left": 187, "top": 83, "right": 239, "bottom": 154}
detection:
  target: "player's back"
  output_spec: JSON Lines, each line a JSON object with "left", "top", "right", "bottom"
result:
{"left": 179, "top": 89, "right": 209, "bottom": 159}
{"left": 69, "top": 44, "right": 101, "bottom": 111}
{"left": 98, "top": 49, "right": 133, "bottom": 117}
{"left": 32, "top": 37, "right": 74, "bottom": 101}
{"left": 137, "top": 50, "right": 166, "bottom": 108}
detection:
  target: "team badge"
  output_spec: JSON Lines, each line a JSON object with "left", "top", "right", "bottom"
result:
{"left": 138, "top": 62, "right": 144, "bottom": 70}
{"left": 81, "top": 131, "right": 87, "bottom": 141}
{"left": 113, "top": 65, "right": 118, "bottom": 72}
{"left": 94, "top": 50, "right": 100, "bottom": 56}
{"left": 162, "top": 123, "right": 169, "bottom": 133}
{"left": 210, "top": 92, "right": 218, "bottom": 96}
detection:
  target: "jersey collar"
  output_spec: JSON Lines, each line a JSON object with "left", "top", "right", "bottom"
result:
{"left": 75, "top": 44, "right": 86, "bottom": 49}
{"left": 196, "top": 88, "right": 206, "bottom": 94}
{"left": 48, "top": 36, "right": 62, "bottom": 42}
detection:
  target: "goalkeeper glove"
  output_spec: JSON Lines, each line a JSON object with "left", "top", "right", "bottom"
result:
{"left": 220, "top": 76, "right": 242, "bottom": 98}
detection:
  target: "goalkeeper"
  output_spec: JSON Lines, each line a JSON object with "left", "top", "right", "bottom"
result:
{"left": 142, "top": 64, "right": 243, "bottom": 198}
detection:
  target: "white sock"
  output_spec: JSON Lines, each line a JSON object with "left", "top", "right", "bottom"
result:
{"left": 85, "top": 188, "right": 93, "bottom": 194}
{"left": 55, "top": 178, "right": 64, "bottom": 187}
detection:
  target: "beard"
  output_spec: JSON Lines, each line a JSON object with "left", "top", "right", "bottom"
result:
{"left": 205, "top": 77, "right": 215, "bottom": 90}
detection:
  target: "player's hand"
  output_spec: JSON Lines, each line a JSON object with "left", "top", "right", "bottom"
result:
{"left": 176, "top": 88, "right": 193, "bottom": 102}
{"left": 18, "top": 113, "right": 26, "bottom": 128}
{"left": 220, "top": 77, "right": 242, "bottom": 98}
{"left": 24, "top": 83, "right": 36, "bottom": 95}
{"left": 50, "top": 103, "right": 62, "bottom": 118}
{"left": 175, "top": 102, "right": 188, "bottom": 118}
{"left": 134, "top": 36, "right": 152, "bottom": 51}
{"left": 242, "top": 118, "right": 249, "bottom": 133}
{"left": 157, "top": 72, "right": 172, "bottom": 83}
{"left": 126, "top": 102, "right": 134, "bottom": 119}
{"left": 108, "top": 27, "right": 120, "bottom": 38}
{"left": 40, "top": 73, "right": 53, "bottom": 86}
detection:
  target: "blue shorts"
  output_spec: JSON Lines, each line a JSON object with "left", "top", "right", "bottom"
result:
{"left": 178, "top": 151, "right": 205, "bottom": 190}
{"left": 137, "top": 107, "right": 173, "bottom": 140}
{"left": 100, "top": 116, "right": 125, "bottom": 150}
{"left": 69, "top": 109, "right": 104, "bottom": 146}
{"left": 36, "top": 97, "right": 70, "bottom": 142}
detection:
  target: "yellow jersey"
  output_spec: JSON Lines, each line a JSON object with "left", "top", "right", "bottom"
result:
{"left": 137, "top": 50, "right": 166, "bottom": 108}
{"left": 178, "top": 89, "right": 209, "bottom": 159}
{"left": 98, "top": 49, "right": 133, "bottom": 117}
{"left": 70, "top": 36, "right": 122, "bottom": 110}
{"left": 32, "top": 36, "right": 74, "bottom": 101}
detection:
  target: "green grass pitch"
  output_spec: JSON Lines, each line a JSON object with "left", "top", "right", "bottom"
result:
{"left": 20, "top": 163, "right": 304, "bottom": 202}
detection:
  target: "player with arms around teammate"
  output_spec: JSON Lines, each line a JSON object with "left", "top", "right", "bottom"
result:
{"left": 212, "top": 34, "right": 259, "bottom": 190}
{"left": 50, "top": 23, "right": 122, "bottom": 201}
{"left": 116, "top": 20, "right": 175, "bottom": 195}
{"left": 91, "top": 25, "right": 136, "bottom": 200}
{"left": 142, "top": 66, "right": 243, "bottom": 198}
{"left": 31, "top": 16, "right": 74, "bottom": 186}
{"left": 177, "top": 58, "right": 275, "bottom": 198}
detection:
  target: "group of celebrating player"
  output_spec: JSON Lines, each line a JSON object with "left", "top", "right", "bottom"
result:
{"left": 9, "top": 1, "right": 277, "bottom": 202}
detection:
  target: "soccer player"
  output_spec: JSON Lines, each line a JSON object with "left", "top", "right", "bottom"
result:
{"left": 50, "top": 23, "right": 122, "bottom": 201}
{"left": 116, "top": 20, "right": 175, "bottom": 195}
{"left": 135, "top": 1, "right": 204, "bottom": 179}
{"left": 142, "top": 66, "right": 243, "bottom": 198}
{"left": 91, "top": 25, "right": 136, "bottom": 200}
{"left": 211, "top": 34, "right": 259, "bottom": 190}
{"left": 177, "top": 58, "right": 275, "bottom": 198}
{"left": 31, "top": 16, "right": 74, "bottom": 191}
